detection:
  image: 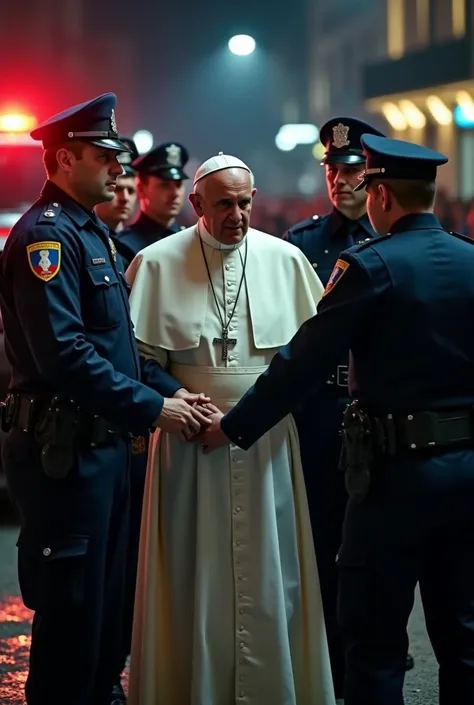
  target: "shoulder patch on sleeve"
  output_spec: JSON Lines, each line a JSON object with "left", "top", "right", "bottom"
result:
{"left": 26, "top": 242, "right": 61, "bottom": 282}
{"left": 323, "top": 258, "right": 349, "bottom": 296}
{"left": 36, "top": 202, "right": 62, "bottom": 225}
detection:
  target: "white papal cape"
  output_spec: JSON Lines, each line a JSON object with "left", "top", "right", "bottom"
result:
{"left": 126, "top": 223, "right": 336, "bottom": 705}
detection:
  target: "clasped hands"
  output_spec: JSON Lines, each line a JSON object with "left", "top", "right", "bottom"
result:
{"left": 155, "top": 387, "right": 228, "bottom": 452}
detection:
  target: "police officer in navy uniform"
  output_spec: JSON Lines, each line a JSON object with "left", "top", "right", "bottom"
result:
{"left": 112, "top": 141, "right": 189, "bottom": 269}
{"left": 205, "top": 135, "right": 474, "bottom": 704}
{"left": 95, "top": 137, "right": 139, "bottom": 236}
{"left": 0, "top": 93, "right": 209, "bottom": 705}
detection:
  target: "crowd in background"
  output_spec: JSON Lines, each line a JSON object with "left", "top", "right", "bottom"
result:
{"left": 179, "top": 190, "right": 474, "bottom": 239}
{"left": 434, "top": 190, "right": 474, "bottom": 237}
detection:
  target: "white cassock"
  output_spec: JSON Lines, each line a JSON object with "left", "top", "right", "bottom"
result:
{"left": 126, "top": 222, "right": 336, "bottom": 705}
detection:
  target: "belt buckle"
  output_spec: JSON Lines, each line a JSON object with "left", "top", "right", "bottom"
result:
{"left": 337, "top": 365, "right": 349, "bottom": 387}
{"left": 131, "top": 435, "right": 147, "bottom": 454}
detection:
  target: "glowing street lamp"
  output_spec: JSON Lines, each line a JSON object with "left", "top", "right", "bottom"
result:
{"left": 133, "top": 129, "right": 153, "bottom": 154}
{"left": 228, "top": 34, "right": 256, "bottom": 56}
{"left": 275, "top": 124, "right": 319, "bottom": 152}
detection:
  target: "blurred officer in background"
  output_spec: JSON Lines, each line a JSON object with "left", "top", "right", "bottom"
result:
{"left": 112, "top": 141, "right": 189, "bottom": 269}
{"left": 96, "top": 137, "right": 139, "bottom": 235}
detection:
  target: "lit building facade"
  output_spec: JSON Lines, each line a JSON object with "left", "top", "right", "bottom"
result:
{"left": 363, "top": 0, "right": 474, "bottom": 198}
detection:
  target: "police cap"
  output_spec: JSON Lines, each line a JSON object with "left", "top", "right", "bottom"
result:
{"left": 354, "top": 134, "right": 448, "bottom": 191}
{"left": 30, "top": 93, "right": 130, "bottom": 152}
{"left": 117, "top": 137, "right": 139, "bottom": 175}
{"left": 319, "top": 116, "right": 385, "bottom": 165}
{"left": 132, "top": 142, "right": 189, "bottom": 180}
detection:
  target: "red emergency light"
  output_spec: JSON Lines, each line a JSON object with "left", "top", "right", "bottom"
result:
{"left": 0, "top": 113, "right": 38, "bottom": 133}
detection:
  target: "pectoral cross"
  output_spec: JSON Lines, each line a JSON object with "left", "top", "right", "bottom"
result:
{"left": 213, "top": 328, "right": 237, "bottom": 361}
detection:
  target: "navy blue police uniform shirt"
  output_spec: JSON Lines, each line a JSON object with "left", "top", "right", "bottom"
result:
{"left": 222, "top": 212, "right": 474, "bottom": 449}
{"left": 112, "top": 213, "right": 182, "bottom": 270}
{"left": 285, "top": 208, "right": 375, "bottom": 393}
{"left": 284, "top": 209, "right": 375, "bottom": 287}
{"left": 0, "top": 181, "right": 181, "bottom": 435}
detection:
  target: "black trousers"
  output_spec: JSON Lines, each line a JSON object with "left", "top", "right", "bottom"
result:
{"left": 338, "top": 447, "right": 474, "bottom": 705}
{"left": 3, "top": 429, "right": 130, "bottom": 705}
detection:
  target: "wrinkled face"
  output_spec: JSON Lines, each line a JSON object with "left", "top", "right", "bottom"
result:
{"left": 65, "top": 144, "right": 124, "bottom": 206}
{"left": 365, "top": 183, "right": 392, "bottom": 234}
{"left": 95, "top": 175, "right": 137, "bottom": 226}
{"left": 137, "top": 175, "right": 185, "bottom": 221}
{"left": 190, "top": 168, "right": 256, "bottom": 245}
{"left": 325, "top": 162, "right": 368, "bottom": 214}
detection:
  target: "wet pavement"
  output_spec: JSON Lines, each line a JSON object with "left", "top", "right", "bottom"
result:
{"left": 0, "top": 509, "right": 438, "bottom": 704}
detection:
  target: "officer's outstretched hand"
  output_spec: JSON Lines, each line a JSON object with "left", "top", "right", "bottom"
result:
{"left": 173, "top": 387, "right": 211, "bottom": 406}
{"left": 154, "top": 398, "right": 212, "bottom": 440}
{"left": 188, "top": 403, "right": 229, "bottom": 453}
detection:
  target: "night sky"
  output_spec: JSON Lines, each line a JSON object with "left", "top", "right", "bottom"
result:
{"left": 86, "top": 0, "right": 308, "bottom": 167}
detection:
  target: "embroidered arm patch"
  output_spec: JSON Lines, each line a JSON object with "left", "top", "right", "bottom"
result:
{"left": 26, "top": 242, "right": 61, "bottom": 282}
{"left": 323, "top": 258, "right": 349, "bottom": 296}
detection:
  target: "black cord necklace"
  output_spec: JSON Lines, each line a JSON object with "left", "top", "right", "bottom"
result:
{"left": 198, "top": 234, "right": 248, "bottom": 361}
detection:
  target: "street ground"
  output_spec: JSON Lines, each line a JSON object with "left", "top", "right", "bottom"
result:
{"left": 0, "top": 501, "right": 438, "bottom": 704}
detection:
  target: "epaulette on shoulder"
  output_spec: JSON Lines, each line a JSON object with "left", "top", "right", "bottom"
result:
{"left": 353, "top": 231, "right": 392, "bottom": 252}
{"left": 447, "top": 230, "right": 474, "bottom": 244}
{"left": 36, "top": 202, "right": 62, "bottom": 226}
{"left": 288, "top": 214, "right": 324, "bottom": 235}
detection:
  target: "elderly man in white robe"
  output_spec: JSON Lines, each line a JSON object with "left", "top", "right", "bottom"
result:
{"left": 126, "top": 153, "right": 336, "bottom": 705}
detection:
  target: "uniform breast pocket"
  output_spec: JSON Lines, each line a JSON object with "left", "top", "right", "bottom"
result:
{"left": 83, "top": 266, "right": 123, "bottom": 330}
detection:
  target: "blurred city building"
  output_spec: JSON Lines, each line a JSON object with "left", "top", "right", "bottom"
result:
{"left": 363, "top": 0, "right": 474, "bottom": 198}
{"left": 306, "top": 0, "right": 388, "bottom": 193}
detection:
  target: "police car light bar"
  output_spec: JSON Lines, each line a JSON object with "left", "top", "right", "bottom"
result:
{"left": 0, "top": 113, "right": 37, "bottom": 133}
